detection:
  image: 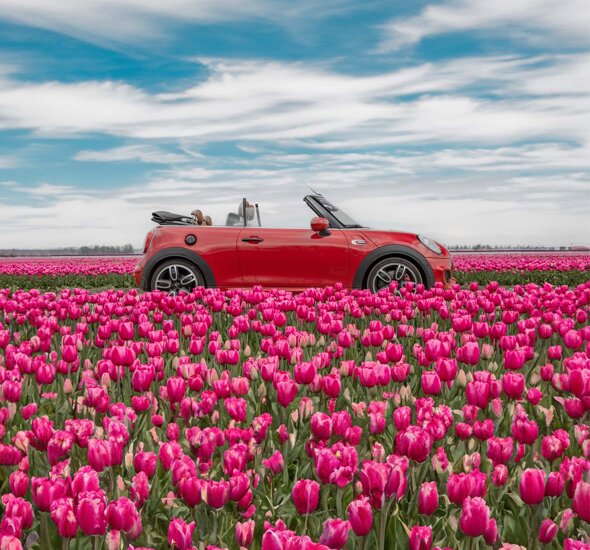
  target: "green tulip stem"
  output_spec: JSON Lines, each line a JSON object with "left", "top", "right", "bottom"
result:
{"left": 40, "top": 513, "right": 51, "bottom": 549}
{"left": 378, "top": 499, "right": 393, "bottom": 550}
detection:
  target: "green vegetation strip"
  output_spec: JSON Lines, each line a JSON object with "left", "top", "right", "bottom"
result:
{"left": 0, "top": 274, "right": 135, "bottom": 292}
{"left": 0, "top": 270, "right": 588, "bottom": 292}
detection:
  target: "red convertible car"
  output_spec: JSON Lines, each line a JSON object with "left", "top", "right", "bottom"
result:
{"left": 134, "top": 194, "right": 454, "bottom": 294}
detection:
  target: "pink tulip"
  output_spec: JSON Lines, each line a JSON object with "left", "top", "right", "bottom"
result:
{"left": 519, "top": 468, "right": 546, "bottom": 505}
{"left": 235, "top": 520, "right": 255, "bottom": 547}
{"left": 545, "top": 472, "right": 564, "bottom": 497}
{"left": 292, "top": 479, "right": 320, "bottom": 515}
{"left": 9, "top": 471, "right": 28, "bottom": 498}
{"left": 294, "top": 362, "right": 316, "bottom": 385}
{"left": 539, "top": 519, "right": 558, "bottom": 543}
{"left": 319, "top": 518, "right": 350, "bottom": 549}
{"left": 206, "top": 480, "right": 231, "bottom": 509}
{"left": 262, "top": 450, "right": 285, "bottom": 476}
{"left": 409, "top": 526, "right": 433, "bottom": 550}
{"left": 50, "top": 498, "right": 78, "bottom": 538}
{"left": 168, "top": 518, "right": 195, "bottom": 550}
{"left": 311, "top": 412, "right": 333, "bottom": 440}
{"left": 573, "top": 481, "right": 590, "bottom": 523}
{"left": 347, "top": 497, "right": 372, "bottom": 537}
{"left": 393, "top": 406, "right": 412, "bottom": 431}
{"left": 76, "top": 491, "right": 107, "bottom": 536}
{"left": 275, "top": 378, "right": 298, "bottom": 407}
{"left": 106, "top": 497, "right": 142, "bottom": 539}
{"left": 502, "top": 372, "right": 525, "bottom": 399}
{"left": 421, "top": 371, "right": 442, "bottom": 395}
{"left": 418, "top": 481, "right": 438, "bottom": 516}
{"left": 484, "top": 518, "right": 498, "bottom": 544}
{"left": 459, "top": 496, "right": 490, "bottom": 537}
{"left": 395, "top": 426, "right": 433, "bottom": 462}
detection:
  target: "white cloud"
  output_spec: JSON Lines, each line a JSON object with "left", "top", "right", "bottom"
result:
{"left": 0, "top": 0, "right": 351, "bottom": 46}
{"left": 0, "top": 155, "right": 18, "bottom": 168}
{"left": 379, "top": 0, "right": 590, "bottom": 51}
{"left": 74, "top": 145, "right": 190, "bottom": 164}
{"left": 12, "top": 183, "right": 79, "bottom": 197}
{"left": 0, "top": 54, "right": 588, "bottom": 151}
{"left": 3, "top": 141, "right": 588, "bottom": 249}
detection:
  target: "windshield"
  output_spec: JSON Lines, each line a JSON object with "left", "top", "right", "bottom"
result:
{"left": 313, "top": 196, "right": 362, "bottom": 228}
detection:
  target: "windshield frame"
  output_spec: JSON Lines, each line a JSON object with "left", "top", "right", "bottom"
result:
{"left": 303, "top": 194, "right": 365, "bottom": 229}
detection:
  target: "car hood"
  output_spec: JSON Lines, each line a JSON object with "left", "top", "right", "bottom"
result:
{"left": 360, "top": 229, "right": 450, "bottom": 257}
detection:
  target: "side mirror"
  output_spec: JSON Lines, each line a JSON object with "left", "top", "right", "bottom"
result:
{"left": 311, "top": 217, "right": 330, "bottom": 234}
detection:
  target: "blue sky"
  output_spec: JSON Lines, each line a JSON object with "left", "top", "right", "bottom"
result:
{"left": 0, "top": 0, "right": 588, "bottom": 248}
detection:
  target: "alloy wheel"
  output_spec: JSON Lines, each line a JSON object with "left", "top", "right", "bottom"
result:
{"left": 153, "top": 264, "right": 200, "bottom": 295}
{"left": 368, "top": 259, "right": 422, "bottom": 293}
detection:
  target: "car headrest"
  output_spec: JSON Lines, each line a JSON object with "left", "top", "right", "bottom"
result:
{"left": 238, "top": 201, "right": 255, "bottom": 220}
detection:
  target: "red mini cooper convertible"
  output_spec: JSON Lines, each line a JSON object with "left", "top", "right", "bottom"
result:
{"left": 135, "top": 194, "right": 454, "bottom": 294}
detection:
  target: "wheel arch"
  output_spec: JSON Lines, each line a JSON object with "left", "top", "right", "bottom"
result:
{"left": 353, "top": 245, "right": 435, "bottom": 289}
{"left": 140, "top": 247, "right": 216, "bottom": 291}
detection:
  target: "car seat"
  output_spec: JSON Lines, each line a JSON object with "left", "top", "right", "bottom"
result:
{"left": 226, "top": 213, "right": 241, "bottom": 226}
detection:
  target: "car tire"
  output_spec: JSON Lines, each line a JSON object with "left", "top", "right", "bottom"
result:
{"left": 150, "top": 259, "right": 205, "bottom": 295}
{"left": 365, "top": 257, "right": 423, "bottom": 293}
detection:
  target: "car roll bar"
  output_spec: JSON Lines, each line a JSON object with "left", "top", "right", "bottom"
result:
{"left": 241, "top": 198, "right": 262, "bottom": 227}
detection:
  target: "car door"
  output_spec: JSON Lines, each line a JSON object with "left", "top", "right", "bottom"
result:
{"left": 185, "top": 226, "right": 244, "bottom": 289}
{"left": 236, "top": 227, "right": 351, "bottom": 289}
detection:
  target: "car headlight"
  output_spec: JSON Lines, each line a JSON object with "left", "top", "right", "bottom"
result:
{"left": 418, "top": 234, "right": 442, "bottom": 255}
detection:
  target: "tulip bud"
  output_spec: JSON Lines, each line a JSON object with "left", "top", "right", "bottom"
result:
{"left": 418, "top": 482, "right": 438, "bottom": 515}
{"left": 168, "top": 518, "right": 195, "bottom": 550}
{"left": 291, "top": 479, "right": 320, "bottom": 515}
{"left": 539, "top": 519, "right": 558, "bottom": 543}
{"left": 459, "top": 496, "right": 490, "bottom": 537}
{"left": 573, "top": 481, "right": 590, "bottom": 523}
{"left": 519, "top": 468, "right": 546, "bottom": 505}
{"left": 409, "top": 525, "right": 433, "bottom": 550}
{"left": 319, "top": 518, "right": 350, "bottom": 549}
{"left": 347, "top": 496, "right": 372, "bottom": 537}
{"left": 235, "top": 519, "right": 255, "bottom": 547}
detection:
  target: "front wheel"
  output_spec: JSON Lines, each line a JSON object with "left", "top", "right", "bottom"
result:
{"left": 150, "top": 259, "right": 205, "bottom": 295}
{"left": 365, "top": 257, "right": 422, "bottom": 293}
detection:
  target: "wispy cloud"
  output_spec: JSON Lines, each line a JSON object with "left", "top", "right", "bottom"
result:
{"left": 0, "top": 154, "right": 19, "bottom": 168}
{"left": 74, "top": 145, "right": 190, "bottom": 164}
{"left": 379, "top": 0, "right": 590, "bottom": 51}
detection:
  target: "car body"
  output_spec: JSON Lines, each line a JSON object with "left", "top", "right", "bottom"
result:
{"left": 134, "top": 194, "right": 455, "bottom": 293}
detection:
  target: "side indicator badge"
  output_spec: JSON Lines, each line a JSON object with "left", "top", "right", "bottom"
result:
{"left": 185, "top": 234, "right": 197, "bottom": 246}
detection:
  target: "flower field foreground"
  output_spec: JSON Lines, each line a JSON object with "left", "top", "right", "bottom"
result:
{"left": 0, "top": 281, "right": 589, "bottom": 550}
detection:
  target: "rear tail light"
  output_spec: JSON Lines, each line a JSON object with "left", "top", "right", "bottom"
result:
{"left": 143, "top": 230, "right": 154, "bottom": 253}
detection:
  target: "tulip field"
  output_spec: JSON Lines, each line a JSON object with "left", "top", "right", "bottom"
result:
{"left": 0, "top": 255, "right": 589, "bottom": 550}
{"left": 1, "top": 253, "right": 589, "bottom": 291}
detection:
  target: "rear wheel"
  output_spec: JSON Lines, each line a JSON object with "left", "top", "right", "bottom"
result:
{"left": 366, "top": 257, "right": 422, "bottom": 293}
{"left": 150, "top": 259, "right": 205, "bottom": 295}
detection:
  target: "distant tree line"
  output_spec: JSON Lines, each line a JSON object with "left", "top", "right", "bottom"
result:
{"left": 0, "top": 244, "right": 139, "bottom": 257}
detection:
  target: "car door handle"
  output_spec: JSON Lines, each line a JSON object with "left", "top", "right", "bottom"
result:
{"left": 241, "top": 236, "right": 264, "bottom": 243}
